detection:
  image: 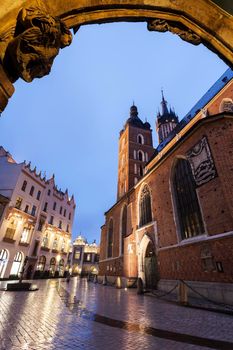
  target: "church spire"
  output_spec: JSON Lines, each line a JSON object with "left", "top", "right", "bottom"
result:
{"left": 161, "top": 90, "right": 169, "bottom": 115}
{"left": 156, "top": 91, "right": 179, "bottom": 144}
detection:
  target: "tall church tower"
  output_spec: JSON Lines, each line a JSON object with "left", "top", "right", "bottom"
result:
{"left": 156, "top": 91, "right": 179, "bottom": 143}
{"left": 117, "top": 104, "right": 154, "bottom": 200}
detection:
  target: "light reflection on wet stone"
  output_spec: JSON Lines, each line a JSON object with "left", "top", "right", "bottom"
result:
{"left": 0, "top": 278, "right": 233, "bottom": 349}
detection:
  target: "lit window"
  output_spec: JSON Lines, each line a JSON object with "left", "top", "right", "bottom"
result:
{"left": 36, "top": 256, "right": 46, "bottom": 271}
{"left": 15, "top": 197, "right": 22, "bottom": 210}
{"left": 53, "top": 238, "right": 58, "bottom": 250}
{"left": 75, "top": 251, "right": 81, "bottom": 260}
{"left": 42, "top": 233, "right": 49, "bottom": 247}
{"left": 20, "top": 227, "right": 30, "bottom": 243}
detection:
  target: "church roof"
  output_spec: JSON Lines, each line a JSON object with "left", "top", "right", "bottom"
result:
{"left": 157, "top": 68, "right": 233, "bottom": 152}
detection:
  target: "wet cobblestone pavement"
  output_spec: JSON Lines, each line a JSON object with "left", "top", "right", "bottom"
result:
{"left": 0, "top": 278, "right": 233, "bottom": 349}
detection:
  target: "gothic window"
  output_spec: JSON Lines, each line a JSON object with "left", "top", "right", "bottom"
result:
{"left": 137, "top": 134, "right": 144, "bottom": 145}
{"left": 133, "top": 150, "right": 137, "bottom": 160}
{"left": 138, "top": 150, "right": 144, "bottom": 161}
{"left": 121, "top": 206, "right": 127, "bottom": 255}
{"left": 21, "top": 180, "right": 27, "bottom": 192}
{"left": 107, "top": 219, "right": 114, "bottom": 258}
{"left": 139, "top": 165, "right": 143, "bottom": 177}
{"left": 173, "top": 158, "right": 205, "bottom": 240}
{"left": 134, "top": 177, "right": 138, "bottom": 185}
{"left": 139, "top": 185, "right": 152, "bottom": 227}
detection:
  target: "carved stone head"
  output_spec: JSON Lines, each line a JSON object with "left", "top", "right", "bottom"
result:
{"left": 4, "top": 7, "right": 72, "bottom": 82}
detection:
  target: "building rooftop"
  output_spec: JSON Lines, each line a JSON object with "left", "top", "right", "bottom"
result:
{"left": 157, "top": 68, "right": 233, "bottom": 153}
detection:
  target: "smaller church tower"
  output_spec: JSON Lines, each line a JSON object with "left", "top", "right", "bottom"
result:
{"left": 117, "top": 104, "right": 154, "bottom": 200}
{"left": 156, "top": 91, "right": 179, "bottom": 143}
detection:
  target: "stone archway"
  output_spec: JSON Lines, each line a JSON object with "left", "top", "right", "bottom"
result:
{"left": 0, "top": 1, "right": 232, "bottom": 113}
{"left": 138, "top": 233, "right": 159, "bottom": 288}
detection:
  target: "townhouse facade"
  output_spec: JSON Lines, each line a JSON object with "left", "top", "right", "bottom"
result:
{"left": 0, "top": 148, "right": 75, "bottom": 279}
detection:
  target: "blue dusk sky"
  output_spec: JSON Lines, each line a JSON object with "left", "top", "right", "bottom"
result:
{"left": 0, "top": 22, "right": 227, "bottom": 243}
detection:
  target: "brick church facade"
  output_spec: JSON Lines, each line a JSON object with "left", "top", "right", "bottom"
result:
{"left": 99, "top": 69, "right": 233, "bottom": 302}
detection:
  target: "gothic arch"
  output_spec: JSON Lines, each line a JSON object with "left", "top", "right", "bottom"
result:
{"left": 0, "top": 0, "right": 232, "bottom": 113}
{"left": 137, "top": 182, "right": 153, "bottom": 228}
{"left": 119, "top": 203, "right": 127, "bottom": 256}
{"left": 170, "top": 156, "right": 205, "bottom": 241}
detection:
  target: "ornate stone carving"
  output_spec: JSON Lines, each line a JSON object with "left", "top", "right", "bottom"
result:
{"left": 187, "top": 136, "right": 217, "bottom": 186}
{"left": 3, "top": 7, "right": 72, "bottom": 82}
{"left": 148, "top": 19, "right": 201, "bottom": 46}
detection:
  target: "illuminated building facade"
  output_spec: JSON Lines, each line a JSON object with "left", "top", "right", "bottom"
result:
{"left": 0, "top": 147, "right": 75, "bottom": 279}
{"left": 71, "top": 235, "right": 99, "bottom": 275}
{"left": 99, "top": 69, "right": 233, "bottom": 303}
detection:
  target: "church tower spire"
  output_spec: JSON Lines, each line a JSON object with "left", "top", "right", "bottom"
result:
{"left": 156, "top": 91, "right": 179, "bottom": 144}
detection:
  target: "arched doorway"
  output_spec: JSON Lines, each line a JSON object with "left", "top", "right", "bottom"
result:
{"left": 0, "top": 249, "right": 9, "bottom": 278}
{"left": 36, "top": 256, "right": 46, "bottom": 271}
{"left": 49, "top": 257, "right": 56, "bottom": 276}
{"left": 58, "top": 259, "right": 65, "bottom": 277}
{"left": 138, "top": 234, "right": 159, "bottom": 289}
{"left": 10, "top": 252, "right": 24, "bottom": 277}
{"left": 144, "top": 241, "right": 159, "bottom": 289}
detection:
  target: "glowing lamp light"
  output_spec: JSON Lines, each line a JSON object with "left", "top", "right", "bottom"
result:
{"left": 56, "top": 254, "right": 61, "bottom": 262}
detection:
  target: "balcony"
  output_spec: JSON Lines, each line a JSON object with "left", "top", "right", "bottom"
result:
{"left": 41, "top": 246, "right": 50, "bottom": 252}
{"left": 19, "top": 241, "right": 29, "bottom": 247}
{"left": 52, "top": 249, "right": 59, "bottom": 253}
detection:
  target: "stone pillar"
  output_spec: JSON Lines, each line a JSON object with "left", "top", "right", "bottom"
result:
{"left": 178, "top": 280, "right": 188, "bottom": 305}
